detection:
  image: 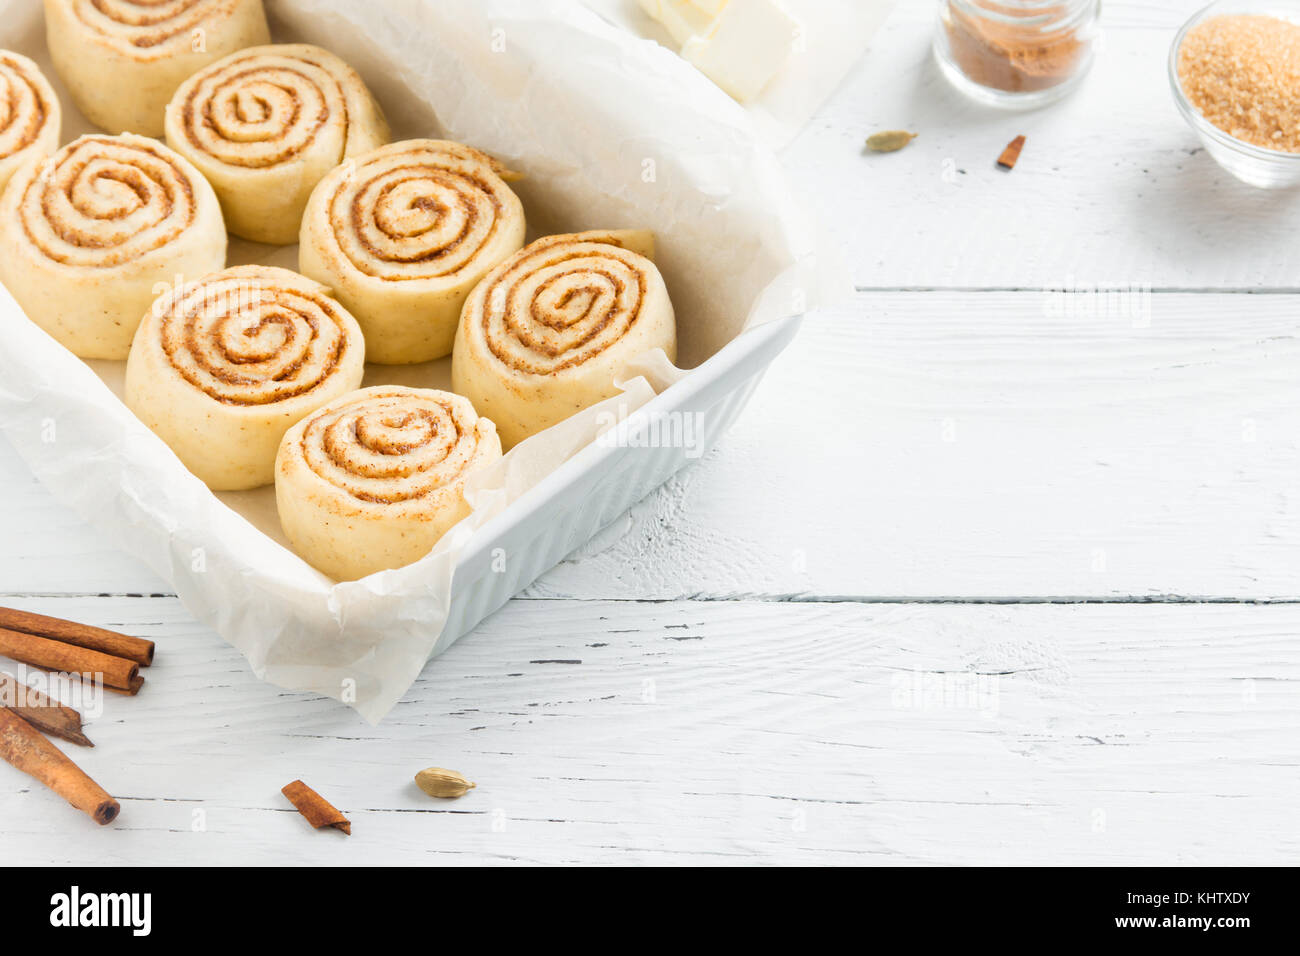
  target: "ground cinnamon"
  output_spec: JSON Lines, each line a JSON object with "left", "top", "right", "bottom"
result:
{"left": 945, "top": 1, "right": 1086, "bottom": 94}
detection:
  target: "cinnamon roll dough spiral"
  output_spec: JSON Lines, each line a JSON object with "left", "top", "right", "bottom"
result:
{"left": 43, "top": 0, "right": 270, "bottom": 137}
{"left": 0, "top": 132, "right": 226, "bottom": 359}
{"left": 451, "top": 230, "right": 677, "bottom": 448}
{"left": 125, "top": 265, "right": 366, "bottom": 490}
{"left": 0, "top": 51, "right": 60, "bottom": 195}
{"left": 299, "top": 140, "right": 526, "bottom": 364}
{"left": 275, "top": 386, "right": 502, "bottom": 581}
{"left": 165, "top": 43, "right": 390, "bottom": 244}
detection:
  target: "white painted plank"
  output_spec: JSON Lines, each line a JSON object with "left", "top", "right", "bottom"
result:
{"left": 0, "top": 595, "right": 1294, "bottom": 865}
{"left": 785, "top": 0, "right": 1300, "bottom": 290}
{"left": 534, "top": 291, "right": 1300, "bottom": 600}
{"left": 0, "top": 448, "right": 164, "bottom": 594}
{"left": 0, "top": 0, "right": 1288, "bottom": 873}
{"left": 5, "top": 291, "right": 1300, "bottom": 600}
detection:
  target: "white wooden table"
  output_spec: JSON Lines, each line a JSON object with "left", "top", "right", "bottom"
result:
{"left": 4, "top": 0, "right": 1298, "bottom": 865}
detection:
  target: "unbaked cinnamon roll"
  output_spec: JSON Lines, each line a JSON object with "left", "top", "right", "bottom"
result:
{"left": 0, "top": 133, "right": 226, "bottom": 359}
{"left": 451, "top": 230, "right": 677, "bottom": 448}
{"left": 0, "top": 50, "right": 60, "bottom": 195}
{"left": 299, "top": 140, "right": 527, "bottom": 364}
{"left": 43, "top": 0, "right": 270, "bottom": 137}
{"left": 275, "top": 386, "right": 502, "bottom": 581}
{"left": 164, "top": 43, "right": 390, "bottom": 244}
{"left": 125, "top": 265, "right": 366, "bottom": 490}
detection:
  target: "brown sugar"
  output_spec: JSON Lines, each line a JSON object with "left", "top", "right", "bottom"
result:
{"left": 1178, "top": 14, "right": 1300, "bottom": 154}
{"left": 944, "top": 1, "right": 1086, "bottom": 93}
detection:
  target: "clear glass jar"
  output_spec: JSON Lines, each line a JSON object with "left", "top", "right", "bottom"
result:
{"left": 933, "top": 1, "right": 1102, "bottom": 109}
{"left": 1170, "top": 0, "right": 1300, "bottom": 188}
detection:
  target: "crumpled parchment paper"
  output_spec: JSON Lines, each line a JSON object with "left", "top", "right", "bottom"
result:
{"left": 0, "top": 0, "right": 815, "bottom": 721}
{"left": 580, "top": 0, "right": 897, "bottom": 149}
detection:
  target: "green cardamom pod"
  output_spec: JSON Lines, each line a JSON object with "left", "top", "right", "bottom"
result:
{"left": 866, "top": 130, "right": 918, "bottom": 153}
{"left": 415, "top": 767, "right": 477, "bottom": 798}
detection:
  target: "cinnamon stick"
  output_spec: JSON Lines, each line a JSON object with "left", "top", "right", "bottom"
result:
{"left": 0, "top": 707, "right": 118, "bottom": 825}
{"left": 0, "top": 607, "right": 154, "bottom": 666}
{"left": 0, "top": 671, "right": 92, "bottom": 747}
{"left": 282, "top": 779, "right": 351, "bottom": 835}
{"left": 997, "top": 134, "right": 1027, "bottom": 170}
{"left": 0, "top": 627, "right": 141, "bottom": 694}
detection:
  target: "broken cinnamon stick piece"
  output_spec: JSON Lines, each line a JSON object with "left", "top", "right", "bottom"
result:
{"left": 0, "top": 707, "right": 118, "bottom": 825}
{"left": 0, "top": 627, "right": 140, "bottom": 694}
{"left": 997, "top": 134, "right": 1027, "bottom": 170}
{"left": 0, "top": 607, "right": 154, "bottom": 667}
{"left": 0, "top": 671, "right": 92, "bottom": 747}
{"left": 282, "top": 780, "right": 351, "bottom": 835}
{"left": 103, "top": 673, "right": 146, "bottom": 697}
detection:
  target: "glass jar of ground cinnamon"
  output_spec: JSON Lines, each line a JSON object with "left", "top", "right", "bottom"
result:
{"left": 934, "top": 1, "right": 1101, "bottom": 108}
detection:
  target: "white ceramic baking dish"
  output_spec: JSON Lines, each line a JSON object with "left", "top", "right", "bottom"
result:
{"left": 0, "top": 0, "right": 812, "bottom": 719}
{"left": 441, "top": 312, "right": 802, "bottom": 649}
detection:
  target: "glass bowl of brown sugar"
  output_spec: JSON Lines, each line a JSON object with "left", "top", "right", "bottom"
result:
{"left": 1171, "top": 1, "right": 1300, "bottom": 188}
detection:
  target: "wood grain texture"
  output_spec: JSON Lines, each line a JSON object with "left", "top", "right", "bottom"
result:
{"left": 1, "top": 1, "right": 1296, "bottom": 866}
{"left": 785, "top": 0, "right": 1300, "bottom": 291}
{"left": 6, "top": 291, "right": 1300, "bottom": 601}
{"left": 534, "top": 289, "right": 1300, "bottom": 601}
{"left": 0, "top": 595, "right": 1294, "bottom": 865}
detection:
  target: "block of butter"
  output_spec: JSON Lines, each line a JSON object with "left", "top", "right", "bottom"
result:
{"left": 637, "top": 0, "right": 712, "bottom": 46}
{"left": 682, "top": 0, "right": 799, "bottom": 102}
{"left": 639, "top": 0, "right": 800, "bottom": 103}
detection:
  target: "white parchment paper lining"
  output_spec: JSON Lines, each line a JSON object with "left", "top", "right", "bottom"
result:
{"left": 0, "top": 0, "right": 814, "bottom": 721}
{"left": 580, "top": 0, "right": 896, "bottom": 150}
